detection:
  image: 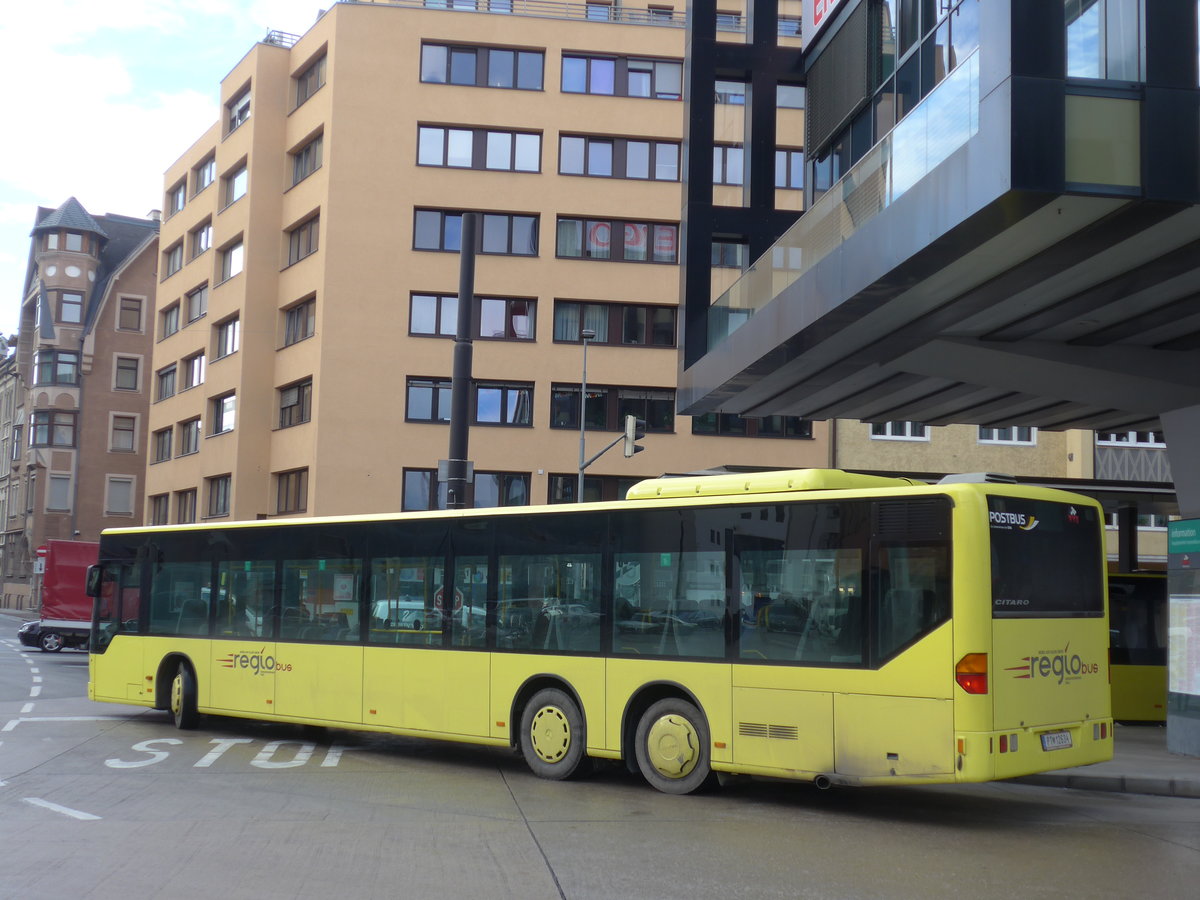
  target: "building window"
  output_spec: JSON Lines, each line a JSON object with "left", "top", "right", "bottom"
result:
{"left": 48, "top": 474, "right": 71, "bottom": 511}
{"left": 420, "top": 43, "right": 544, "bottom": 90}
{"left": 194, "top": 156, "right": 216, "bottom": 193}
{"left": 187, "top": 284, "right": 208, "bottom": 322}
{"left": 190, "top": 222, "right": 213, "bottom": 258}
{"left": 176, "top": 488, "right": 197, "bottom": 524}
{"left": 1106, "top": 512, "right": 1170, "bottom": 530}
{"left": 214, "top": 317, "right": 240, "bottom": 359}
{"left": 279, "top": 379, "right": 312, "bottom": 428}
{"left": 978, "top": 426, "right": 1037, "bottom": 445}
{"left": 153, "top": 427, "right": 172, "bottom": 463}
{"left": 561, "top": 55, "right": 682, "bottom": 99}
{"left": 475, "top": 381, "right": 533, "bottom": 426}
{"left": 416, "top": 125, "right": 540, "bottom": 172}
{"left": 1097, "top": 430, "right": 1165, "bottom": 447}
{"left": 114, "top": 356, "right": 140, "bottom": 391}
{"left": 182, "top": 352, "right": 206, "bottom": 389}
{"left": 292, "top": 134, "right": 323, "bottom": 185}
{"left": 586, "top": 1, "right": 613, "bottom": 20}
{"left": 559, "top": 135, "right": 680, "bottom": 181}
{"left": 715, "top": 79, "right": 746, "bottom": 104}
{"left": 110, "top": 415, "right": 137, "bottom": 452}
{"left": 713, "top": 144, "right": 744, "bottom": 185}
{"left": 287, "top": 216, "right": 320, "bottom": 265}
{"left": 60, "top": 292, "right": 83, "bottom": 323}
{"left": 149, "top": 494, "right": 169, "bottom": 525}
{"left": 227, "top": 89, "right": 251, "bottom": 133}
{"left": 219, "top": 240, "right": 244, "bottom": 281}
{"left": 160, "top": 303, "right": 180, "bottom": 338}
{"left": 284, "top": 298, "right": 316, "bottom": 345}
{"left": 211, "top": 393, "right": 236, "bottom": 434}
{"left": 870, "top": 421, "right": 929, "bottom": 441}
{"left": 553, "top": 300, "right": 675, "bottom": 347}
{"left": 549, "top": 385, "right": 674, "bottom": 432}
{"left": 179, "top": 418, "right": 201, "bottom": 455}
{"left": 167, "top": 181, "right": 186, "bottom": 217}
{"left": 778, "top": 84, "right": 806, "bottom": 109}
{"left": 479, "top": 297, "right": 534, "bottom": 340}
{"left": 224, "top": 164, "right": 248, "bottom": 207}
{"left": 31, "top": 411, "right": 77, "bottom": 447}
{"left": 295, "top": 53, "right": 326, "bottom": 107}
{"left": 549, "top": 474, "right": 641, "bottom": 504}
{"left": 406, "top": 377, "right": 453, "bottom": 423}
{"left": 716, "top": 9, "right": 742, "bottom": 29}
{"left": 778, "top": 15, "right": 802, "bottom": 36}
{"left": 711, "top": 240, "right": 748, "bottom": 269}
{"left": 276, "top": 468, "right": 309, "bottom": 514}
{"left": 410, "top": 293, "right": 458, "bottom": 337}
{"left": 556, "top": 218, "right": 678, "bottom": 263}
{"left": 775, "top": 148, "right": 805, "bottom": 189}
{"left": 1066, "top": 0, "right": 1144, "bottom": 81}
{"left": 118, "top": 296, "right": 144, "bottom": 331}
{"left": 163, "top": 242, "right": 184, "bottom": 278}
{"left": 207, "top": 474, "right": 231, "bottom": 518}
{"left": 34, "top": 350, "right": 79, "bottom": 385}
{"left": 403, "top": 468, "right": 530, "bottom": 511}
{"left": 691, "top": 413, "right": 813, "bottom": 438}
{"left": 65, "top": 231, "right": 84, "bottom": 252}
{"left": 413, "top": 209, "right": 537, "bottom": 255}
{"left": 156, "top": 364, "right": 177, "bottom": 401}
{"left": 107, "top": 477, "right": 135, "bottom": 516}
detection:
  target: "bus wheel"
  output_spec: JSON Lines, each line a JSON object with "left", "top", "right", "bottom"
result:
{"left": 39, "top": 631, "right": 64, "bottom": 653}
{"left": 520, "top": 688, "right": 592, "bottom": 780}
{"left": 634, "top": 698, "right": 716, "bottom": 795}
{"left": 170, "top": 663, "right": 199, "bottom": 730}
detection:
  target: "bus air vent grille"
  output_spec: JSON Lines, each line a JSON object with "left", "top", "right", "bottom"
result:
{"left": 739, "top": 722, "right": 798, "bottom": 741}
{"left": 739, "top": 722, "right": 769, "bottom": 738}
{"left": 769, "top": 725, "right": 799, "bottom": 741}
{"left": 875, "top": 498, "right": 949, "bottom": 540}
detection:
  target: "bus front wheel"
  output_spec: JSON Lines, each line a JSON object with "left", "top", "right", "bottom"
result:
{"left": 170, "top": 663, "right": 199, "bottom": 730}
{"left": 520, "top": 688, "right": 592, "bottom": 780}
{"left": 634, "top": 698, "right": 716, "bottom": 794}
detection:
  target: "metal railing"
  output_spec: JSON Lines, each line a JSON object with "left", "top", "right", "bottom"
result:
{"left": 342, "top": 0, "right": 684, "bottom": 29}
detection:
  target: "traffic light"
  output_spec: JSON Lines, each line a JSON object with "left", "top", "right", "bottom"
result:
{"left": 623, "top": 415, "right": 646, "bottom": 457}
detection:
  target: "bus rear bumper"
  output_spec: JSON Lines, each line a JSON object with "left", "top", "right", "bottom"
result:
{"left": 956, "top": 720, "right": 1114, "bottom": 782}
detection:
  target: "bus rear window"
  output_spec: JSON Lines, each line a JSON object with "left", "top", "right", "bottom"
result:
{"left": 989, "top": 496, "right": 1103, "bottom": 617}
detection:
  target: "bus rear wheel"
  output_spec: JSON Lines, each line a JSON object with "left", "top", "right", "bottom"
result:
{"left": 520, "top": 688, "right": 592, "bottom": 780}
{"left": 634, "top": 698, "right": 716, "bottom": 794}
{"left": 170, "top": 663, "right": 199, "bottom": 730}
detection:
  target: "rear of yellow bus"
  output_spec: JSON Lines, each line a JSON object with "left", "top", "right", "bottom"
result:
{"left": 954, "top": 487, "right": 1113, "bottom": 782}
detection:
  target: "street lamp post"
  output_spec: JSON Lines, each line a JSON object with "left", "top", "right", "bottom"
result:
{"left": 576, "top": 327, "right": 597, "bottom": 501}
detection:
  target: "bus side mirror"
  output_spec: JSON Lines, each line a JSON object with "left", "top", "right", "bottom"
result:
{"left": 85, "top": 565, "right": 102, "bottom": 597}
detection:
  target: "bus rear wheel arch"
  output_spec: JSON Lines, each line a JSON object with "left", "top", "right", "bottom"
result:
{"left": 519, "top": 687, "right": 592, "bottom": 780}
{"left": 634, "top": 697, "right": 716, "bottom": 794}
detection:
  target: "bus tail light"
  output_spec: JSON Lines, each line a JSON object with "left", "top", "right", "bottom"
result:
{"left": 955, "top": 653, "right": 988, "bottom": 694}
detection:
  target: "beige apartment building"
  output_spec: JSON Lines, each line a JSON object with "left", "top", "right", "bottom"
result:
{"left": 146, "top": 0, "right": 822, "bottom": 522}
{"left": 2, "top": 198, "right": 158, "bottom": 608}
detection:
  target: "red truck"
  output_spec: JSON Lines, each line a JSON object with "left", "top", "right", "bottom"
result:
{"left": 17, "top": 540, "right": 99, "bottom": 652}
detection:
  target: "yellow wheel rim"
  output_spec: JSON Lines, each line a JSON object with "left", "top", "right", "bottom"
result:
{"left": 171, "top": 674, "right": 183, "bottom": 717}
{"left": 529, "top": 705, "right": 571, "bottom": 764}
{"left": 645, "top": 713, "right": 699, "bottom": 779}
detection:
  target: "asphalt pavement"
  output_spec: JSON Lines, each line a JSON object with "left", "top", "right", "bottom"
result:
{"left": 2, "top": 607, "right": 1196, "bottom": 799}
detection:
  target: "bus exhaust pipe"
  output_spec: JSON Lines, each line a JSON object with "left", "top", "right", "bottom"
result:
{"left": 813, "top": 774, "right": 832, "bottom": 790}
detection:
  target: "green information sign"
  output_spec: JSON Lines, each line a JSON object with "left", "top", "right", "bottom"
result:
{"left": 1169, "top": 519, "right": 1200, "bottom": 554}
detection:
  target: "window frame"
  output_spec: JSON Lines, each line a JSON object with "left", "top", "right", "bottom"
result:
{"left": 206, "top": 474, "right": 232, "bottom": 518}
{"left": 284, "top": 298, "right": 316, "bottom": 346}
{"left": 413, "top": 209, "right": 538, "bottom": 256}
{"left": 294, "top": 53, "right": 327, "bottom": 107}
{"left": 210, "top": 393, "right": 236, "bottom": 435}
{"left": 152, "top": 427, "right": 172, "bottom": 463}
{"left": 110, "top": 414, "right": 137, "bottom": 453}
{"left": 276, "top": 468, "right": 309, "bottom": 514}
{"left": 219, "top": 239, "right": 244, "bottom": 282}
{"left": 291, "top": 133, "right": 324, "bottom": 185}
{"left": 420, "top": 43, "right": 545, "bottom": 91}
{"left": 226, "top": 88, "right": 251, "bottom": 134}
{"left": 278, "top": 378, "right": 313, "bottom": 429}
{"left": 114, "top": 356, "right": 141, "bottom": 392}
{"left": 870, "top": 421, "right": 929, "bottom": 441}
{"left": 555, "top": 217, "right": 679, "bottom": 264}
{"left": 287, "top": 215, "right": 320, "bottom": 265}
{"left": 978, "top": 425, "right": 1037, "bottom": 445}
{"left": 214, "top": 316, "right": 241, "bottom": 360}
{"left": 31, "top": 410, "right": 78, "bottom": 448}
{"left": 156, "top": 364, "right": 177, "bottom": 401}
{"left": 417, "top": 125, "right": 541, "bottom": 172}
{"left": 552, "top": 299, "right": 676, "bottom": 348}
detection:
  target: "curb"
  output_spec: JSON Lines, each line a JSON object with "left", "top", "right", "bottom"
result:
{"left": 1012, "top": 773, "right": 1200, "bottom": 799}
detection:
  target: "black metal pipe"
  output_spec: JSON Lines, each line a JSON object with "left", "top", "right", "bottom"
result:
{"left": 446, "top": 212, "right": 478, "bottom": 510}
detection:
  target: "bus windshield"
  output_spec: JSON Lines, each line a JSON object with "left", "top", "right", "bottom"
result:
{"left": 989, "top": 496, "right": 1103, "bottom": 617}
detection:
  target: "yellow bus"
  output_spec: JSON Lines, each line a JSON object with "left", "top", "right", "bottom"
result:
{"left": 87, "top": 469, "right": 1113, "bottom": 793}
{"left": 1108, "top": 572, "right": 1167, "bottom": 723}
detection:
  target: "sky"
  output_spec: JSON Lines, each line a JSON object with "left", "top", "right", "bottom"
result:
{"left": 0, "top": 0, "right": 327, "bottom": 338}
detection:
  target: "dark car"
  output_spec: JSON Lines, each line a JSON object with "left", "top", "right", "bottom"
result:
{"left": 17, "top": 619, "right": 42, "bottom": 648}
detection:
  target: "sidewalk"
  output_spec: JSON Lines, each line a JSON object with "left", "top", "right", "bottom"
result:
{"left": 2, "top": 606, "right": 1197, "bottom": 798}
{"left": 1013, "top": 723, "right": 1200, "bottom": 799}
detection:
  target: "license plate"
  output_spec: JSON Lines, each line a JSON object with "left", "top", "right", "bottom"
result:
{"left": 1040, "top": 730, "right": 1073, "bottom": 751}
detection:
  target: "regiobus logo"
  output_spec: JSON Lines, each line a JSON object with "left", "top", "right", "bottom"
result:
{"left": 217, "top": 648, "right": 292, "bottom": 676}
{"left": 1006, "top": 644, "right": 1100, "bottom": 685}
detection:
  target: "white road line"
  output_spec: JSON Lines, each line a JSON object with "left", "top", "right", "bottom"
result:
{"left": 32, "top": 676, "right": 42, "bottom": 683}
{"left": 22, "top": 798, "right": 101, "bottom": 821}
{"left": 3, "top": 715, "right": 134, "bottom": 732}
{"left": 20, "top": 703, "right": 33, "bottom": 713}
{"left": 30, "top": 668, "right": 39, "bottom": 674}
{"left": 29, "top": 686, "right": 41, "bottom": 698}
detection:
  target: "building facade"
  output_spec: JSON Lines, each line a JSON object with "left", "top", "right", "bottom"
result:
{"left": 145, "top": 0, "right": 821, "bottom": 523}
{"left": 3, "top": 198, "right": 158, "bottom": 609}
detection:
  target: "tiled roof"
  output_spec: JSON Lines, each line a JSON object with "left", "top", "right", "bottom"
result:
{"left": 32, "top": 196, "right": 108, "bottom": 239}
